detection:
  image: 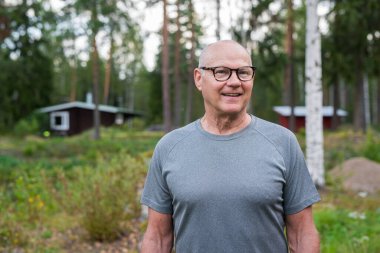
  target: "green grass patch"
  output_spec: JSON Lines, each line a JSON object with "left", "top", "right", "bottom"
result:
{"left": 315, "top": 208, "right": 380, "bottom": 253}
{"left": 0, "top": 127, "right": 379, "bottom": 252}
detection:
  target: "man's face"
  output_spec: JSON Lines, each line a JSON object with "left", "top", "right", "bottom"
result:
{"left": 194, "top": 42, "right": 254, "bottom": 117}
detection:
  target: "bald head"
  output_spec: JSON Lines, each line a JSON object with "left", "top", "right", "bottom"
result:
{"left": 198, "top": 40, "right": 252, "bottom": 67}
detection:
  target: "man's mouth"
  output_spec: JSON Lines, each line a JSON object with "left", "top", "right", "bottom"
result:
{"left": 222, "top": 93, "right": 242, "bottom": 97}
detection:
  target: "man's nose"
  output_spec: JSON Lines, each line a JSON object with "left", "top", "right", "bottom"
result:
{"left": 226, "top": 70, "right": 241, "bottom": 86}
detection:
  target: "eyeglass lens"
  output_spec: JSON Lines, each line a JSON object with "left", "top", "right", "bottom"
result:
{"left": 214, "top": 67, "right": 254, "bottom": 81}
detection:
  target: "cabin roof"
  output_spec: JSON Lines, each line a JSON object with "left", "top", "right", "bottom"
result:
{"left": 273, "top": 106, "right": 348, "bottom": 117}
{"left": 38, "top": 101, "right": 141, "bottom": 115}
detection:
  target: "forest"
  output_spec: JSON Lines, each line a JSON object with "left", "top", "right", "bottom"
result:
{"left": 0, "top": 0, "right": 379, "bottom": 133}
{"left": 1, "top": 0, "right": 380, "bottom": 252}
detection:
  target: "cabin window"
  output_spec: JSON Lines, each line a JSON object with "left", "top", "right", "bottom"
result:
{"left": 50, "top": 111, "right": 69, "bottom": 131}
{"left": 115, "top": 113, "right": 124, "bottom": 125}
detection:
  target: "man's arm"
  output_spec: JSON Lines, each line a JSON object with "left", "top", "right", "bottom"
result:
{"left": 285, "top": 206, "right": 320, "bottom": 253}
{"left": 141, "top": 208, "right": 174, "bottom": 253}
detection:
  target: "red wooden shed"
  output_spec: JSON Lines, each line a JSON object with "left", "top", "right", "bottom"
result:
{"left": 273, "top": 106, "right": 347, "bottom": 132}
{"left": 39, "top": 101, "right": 141, "bottom": 136}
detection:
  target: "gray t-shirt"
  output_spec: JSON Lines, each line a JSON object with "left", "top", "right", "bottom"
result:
{"left": 141, "top": 116, "right": 320, "bottom": 253}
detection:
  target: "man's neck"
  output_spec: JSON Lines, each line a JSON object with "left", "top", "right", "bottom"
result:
{"left": 201, "top": 112, "right": 251, "bottom": 135}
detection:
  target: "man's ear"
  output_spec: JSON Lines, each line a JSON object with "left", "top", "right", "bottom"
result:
{"left": 194, "top": 68, "right": 202, "bottom": 91}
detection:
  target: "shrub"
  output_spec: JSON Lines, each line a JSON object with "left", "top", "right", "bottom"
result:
{"left": 3, "top": 170, "right": 52, "bottom": 224}
{"left": 12, "top": 113, "right": 48, "bottom": 137}
{"left": 0, "top": 216, "right": 28, "bottom": 249}
{"left": 361, "top": 130, "right": 380, "bottom": 163}
{"left": 54, "top": 151, "right": 146, "bottom": 241}
{"left": 0, "top": 155, "right": 22, "bottom": 185}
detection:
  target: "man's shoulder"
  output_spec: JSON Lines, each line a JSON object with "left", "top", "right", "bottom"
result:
{"left": 155, "top": 121, "right": 198, "bottom": 154}
{"left": 254, "top": 116, "right": 295, "bottom": 140}
{"left": 253, "top": 116, "right": 303, "bottom": 165}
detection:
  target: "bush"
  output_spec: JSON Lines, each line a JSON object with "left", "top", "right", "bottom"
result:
{"left": 2, "top": 169, "right": 53, "bottom": 225}
{"left": 361, "top": 130, "right": 380, "bottom": 163}
{"left": 54, "top": 151, "right": 146, "bottom": 241}
{"left": 0, "top": 155, "right": 22, "bottom": 184}
{"left": 0, "top": 216, "right": 28, "bottom": 249}
{"left": 12, "top": 113, "right": 48, "bottom": 137}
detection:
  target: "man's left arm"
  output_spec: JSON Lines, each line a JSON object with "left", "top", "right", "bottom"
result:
{"left": 285, "top": 206, "right": 320, "bottom": 253}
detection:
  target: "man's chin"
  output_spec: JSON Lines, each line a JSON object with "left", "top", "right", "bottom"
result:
{"left": 217, "top": 107, "right": 247, "bottom": 116}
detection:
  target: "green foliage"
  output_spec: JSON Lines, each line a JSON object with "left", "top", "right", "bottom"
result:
{"left": 0, "top": 155, "right": 22, "bottom": 184}
{"left": 0, "top": 214, "right": 28, "bottom": 249}
{"left": 12, "top": 113, "right": 49, "bottom": 137}
{"left": 361, "top": 130, "right": 380, "bottom": 163}
{"left": 0, "top": 128, "right": 160, "bottom": 250}
{"left": 1, "top": 126, "right": 380, "bottom": 251}
{"left": 0, "top": 1, "right": 54, "bottom": 130}
{"left": 315, "top": 208, "right": 380, "bottom": 253}
{"left": 125, "top": 118, "right": 147, "bottom": 131}
{"left": 56, "top": 153, "right": 145, "bottom": 241}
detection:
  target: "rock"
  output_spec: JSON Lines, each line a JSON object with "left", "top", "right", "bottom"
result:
{"left": 330, "top": 157, "right": 380, "bottom": 194}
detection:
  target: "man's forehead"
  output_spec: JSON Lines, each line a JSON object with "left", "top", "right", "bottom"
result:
{"left": 199, "top": 40, "right": 251, "bottom": 66}
{"left": 204, "top": 41, "right": 246, "bottom": 54}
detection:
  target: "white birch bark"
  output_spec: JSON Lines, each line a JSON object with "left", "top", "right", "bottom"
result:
{"left": 305, "top": 0, "right": 324, "bottom": 187}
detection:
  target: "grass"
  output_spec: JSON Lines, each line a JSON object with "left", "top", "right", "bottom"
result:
{"left": 0, "top": 126, "right": 379, "bottom": 252}
{"left": 314, "top": 190, "right": 380, "bottom": 253}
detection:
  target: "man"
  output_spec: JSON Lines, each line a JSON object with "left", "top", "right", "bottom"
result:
{"left": 141, "top": 40, "right": 320, "bottom": 253}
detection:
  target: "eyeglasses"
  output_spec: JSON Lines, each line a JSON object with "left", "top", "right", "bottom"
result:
{"left": 200, "top": 66, "right": 256, "bottom": 82}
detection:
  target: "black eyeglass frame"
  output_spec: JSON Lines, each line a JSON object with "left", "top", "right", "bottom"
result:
{"left": 199, "top": 66, "right": 256, "bottom": 82}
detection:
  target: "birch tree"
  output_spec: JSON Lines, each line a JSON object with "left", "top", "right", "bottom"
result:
{"left": 305, "top": 0, "right": 324, "bottom": 187}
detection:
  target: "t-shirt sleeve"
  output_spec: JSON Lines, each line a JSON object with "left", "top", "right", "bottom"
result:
{"left": 283, "top": 134, "right": 320, "bottom": 215}
{"left": 140, "top": 144, "right": 173, "bottom": 214}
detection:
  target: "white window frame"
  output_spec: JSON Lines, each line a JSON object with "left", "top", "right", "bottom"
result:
{"left": 115, "top": 113, "right": 124, "bottom": 125}
{"left": 50, "top": 111, "right": 70, "bottom": 131}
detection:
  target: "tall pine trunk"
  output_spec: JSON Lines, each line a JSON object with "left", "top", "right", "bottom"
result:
{"left": 69, "top": 59, "right": 77, "bottom": 102}
{"left": 331, "top": 74, "right": 340, "bottom": 130}
{"left": 363, "top": 74, "right": 370, "bottom": 129}
{"left": 91, "top": 1, "right": 100, "bottom": 140}
{"left": 174, "top": 0, "right": 182, "bottom": 128}
{"left": 376, "top": 79, "right": 380, "bottom": 125}
{"left": 285, "top": 0, "right": 295, "bottom": 131}
{"left": 185, "top": 0, "right": 195, "bottom": 124}
{"left": 103, "top": 28, "right": 114, "bottom": 105}
{"left": 162, "top": 0, "right": 172, "bottom": 132}
{"left": 353, "top": 56, "right": 366, "bottom": 132}
{"left": 305, "top": 0, "right": 324, "bottom": 187}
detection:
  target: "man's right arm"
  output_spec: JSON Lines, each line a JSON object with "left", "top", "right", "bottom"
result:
{"left": 141, "top": 207, "right": 174, "bottom": 253}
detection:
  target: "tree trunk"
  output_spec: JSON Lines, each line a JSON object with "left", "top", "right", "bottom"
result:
{"left": 285, "top": 0, "right": 296, "bottom": 132}
{"left": 174, "top": 0, "right": 182, "bottom": 128}
{"left": 363, "top": 73, "right": 370, "bottom": 129}
{"left": 69, "top": 38, "right": 77, "bottom": 102}
{"left": 353, "top": 57, "right": 365, "bottom": 132}
{"left": 305, "top": 0, "right": 324, "bottom": 187}
{"left": 185, "top": 0, "right": 195, "bottom": 124}
{"left": 375, "top": 79, "right": 380, "bottom": 125}
{"left": 91, "top": 2, "right": 100, "bottom": 140}
{"left": 331, "top": 74, "right": 340, "bottom": 130}
{"left": 162, "top": 0, "right": 172, "bottom": 132}
{"left": 339, "top": 79, "right": 347, "bottom": 111}
{"left": 103, "top": 28, "right": 114, "bottom": 105}
{"left": 216, "top": 0, "right": 221, "bottom": 40}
